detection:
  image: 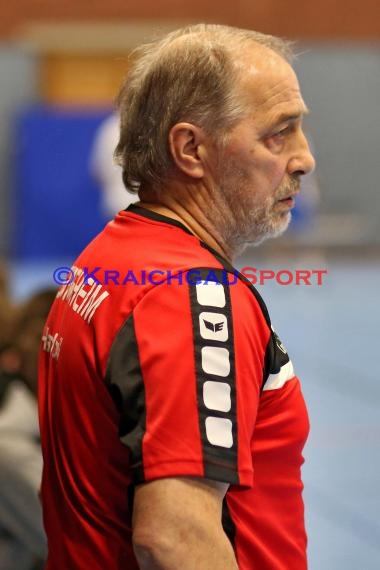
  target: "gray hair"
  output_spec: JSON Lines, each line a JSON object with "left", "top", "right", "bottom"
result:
{"left": 114, "top": 24, "right": 293, "bottom": 192}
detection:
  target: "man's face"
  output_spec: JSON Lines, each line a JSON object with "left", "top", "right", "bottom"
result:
{"left": 214, "top": 47, "right": 315, "bottom": 250}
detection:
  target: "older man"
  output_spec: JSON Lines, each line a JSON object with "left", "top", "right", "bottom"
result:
{"left": 39, "top": 24, "right": 315, "bottom": 570}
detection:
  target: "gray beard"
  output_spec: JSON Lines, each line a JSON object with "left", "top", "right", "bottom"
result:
{"left": 222, "top": 209, "right": 291, "bottom": 257}
{"left": 213, "top": 171, "right": 299, "bottom": 256}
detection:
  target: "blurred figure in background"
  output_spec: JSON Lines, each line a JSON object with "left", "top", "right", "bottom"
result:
{"left": 0, "top": 260, "right": 17, "bottom": 349}
{"left": 0, "top": 288, "right": 56, "bottom": 570}
{"left": 0, "top": 260, "right": 19, "bottom": 405}
{"left": 90, "top": 113, "right": 135, "bottom": 218}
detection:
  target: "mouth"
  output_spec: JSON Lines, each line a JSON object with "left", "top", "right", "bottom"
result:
{"left": 277, "top": 195, "right": 296, "bottom": 208}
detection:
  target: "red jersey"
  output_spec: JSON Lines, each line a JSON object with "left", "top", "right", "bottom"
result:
{"left": 38, "top": 205, "right": 309, "bottom": 569}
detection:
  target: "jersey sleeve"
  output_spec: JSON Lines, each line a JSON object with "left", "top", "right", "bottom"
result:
{"left": 105, "top": 268, "right": 270, "bottom": 487}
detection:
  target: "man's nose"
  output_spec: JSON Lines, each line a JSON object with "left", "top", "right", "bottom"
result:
{"left": 287, "top": 132, "right": 316, "bottom": 177}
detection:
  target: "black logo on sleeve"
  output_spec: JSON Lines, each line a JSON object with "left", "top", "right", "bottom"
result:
{"left": 203, "top": 319, "right": 224, "bottom": 333}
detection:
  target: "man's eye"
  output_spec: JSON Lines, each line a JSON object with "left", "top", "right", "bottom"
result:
{"left": 264, "top": 126, "right": 290, "bottom": 152}
{"left": 273, "top": 126, "right": 289, "bottom": 138}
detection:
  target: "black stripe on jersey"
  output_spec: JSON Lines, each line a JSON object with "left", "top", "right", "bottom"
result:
{"left": 199, "top": 242, "right": 287, "bottom": 392}
{"left": 257, "top": 326, "right": 291, "bottom": 393}
{"left": 199, "top": 242, "right": 272, "bottom": 326}
{"left": 105, "top": 315, "right": 146, "bottom": 483}
{"left": 188, "top": 268, "right": 239, "bottom": 485}
{"left": 267, "top": 328, "right": 290, "bottom": 373}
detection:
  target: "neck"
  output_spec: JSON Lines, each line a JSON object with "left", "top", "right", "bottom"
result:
{"left": 137, "top": 181, "right": 238, "bottom": 262}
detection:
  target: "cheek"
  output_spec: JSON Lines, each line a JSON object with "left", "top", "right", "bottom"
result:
{"left": 222, "top": 139, "right": 287, "bottom": 190}
{"left": 249, "top": 155, "right": 286, "bottom": 191}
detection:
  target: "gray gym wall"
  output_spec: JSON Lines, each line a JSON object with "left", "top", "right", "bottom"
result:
{"left": 0, "top": 44, "right": 38, "bottom": 256}
{"left": 295, "top": 43, "right": 380, "bottom": 245}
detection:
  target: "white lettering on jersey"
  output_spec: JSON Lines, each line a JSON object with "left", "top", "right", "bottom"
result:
{"left": 56, "top": 265, "right": 109, "bottom": 324}
{"left": 41, "top": 326, "right": 63, "bottom": 361}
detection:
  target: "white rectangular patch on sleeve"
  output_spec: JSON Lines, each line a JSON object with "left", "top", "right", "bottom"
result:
{"left": 203, "top": 381, "right": 231, "bottom": 412}
{"left": 196, "top": 280, "right": 226, "bottom": 308}
{"left": 201, "top": 346, "right": 230, "bottom": 377}
{"left": 205, "top": 417, "right": 233, "bottom": 448}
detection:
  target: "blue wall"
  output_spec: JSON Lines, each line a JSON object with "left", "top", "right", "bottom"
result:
{"left": 13, "top": 105, "right": 110, "bottom": 258}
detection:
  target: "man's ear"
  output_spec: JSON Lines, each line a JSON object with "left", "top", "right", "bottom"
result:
{"left": 168, "top": 122, "right": 206, "bottom": 179}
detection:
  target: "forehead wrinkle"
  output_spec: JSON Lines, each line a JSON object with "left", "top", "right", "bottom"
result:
{"left": 265, "top": 95, "right": 309, "bottom": 120}
{"left": 236, "top": 58, "right": 303, "bottom": 111}
{"left": 253, "top": 71, "right": 302, "bottom": 103}
{"left": 232, "top": 47, "right": 308, "bottom": 132}
{"left": 252, "top": 76, "right": 307, "bottom": 122}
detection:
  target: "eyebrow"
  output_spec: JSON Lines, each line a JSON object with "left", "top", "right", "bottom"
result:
{"left": 272, "top": 107, "right": 310, "bottom": 127}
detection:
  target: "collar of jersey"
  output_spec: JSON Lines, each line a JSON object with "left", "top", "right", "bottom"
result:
{"left": 125, "top": 203, "right": 234, "bottom": 270}
{"left": 125, "top": 204, "right": 194, "bottom": 236}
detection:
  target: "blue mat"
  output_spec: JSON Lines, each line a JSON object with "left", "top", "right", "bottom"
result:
{"left": 13, "top": 105, "right": 111, "bottom": 259}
